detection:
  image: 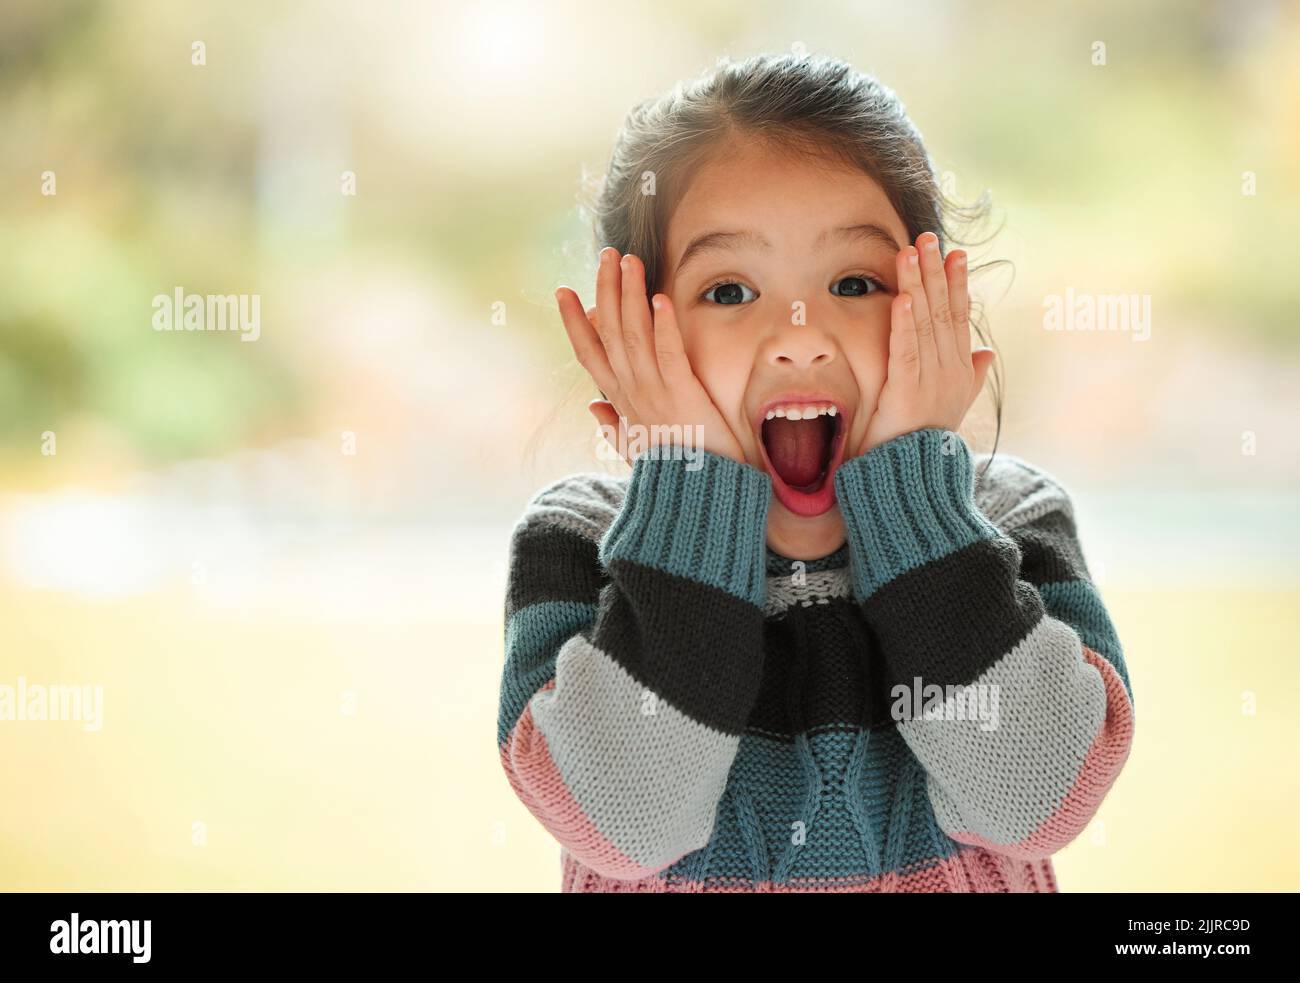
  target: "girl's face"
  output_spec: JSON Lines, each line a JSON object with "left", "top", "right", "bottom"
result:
{"left": 660, "top": 136, "right": 911, "bottom": 561}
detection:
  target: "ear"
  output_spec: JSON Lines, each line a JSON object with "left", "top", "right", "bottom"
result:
{"left": 588, "top": 399, "right": 618, "bottom": 433}
{"left": 967, "top": 348, "right": 996, "bottom": 415}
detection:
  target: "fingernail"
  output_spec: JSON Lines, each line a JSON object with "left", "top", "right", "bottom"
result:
{"left": 907, "top": 250, "right": 919, "bottom": 265}
{"left": 651, "top": 295, "right": 662, "bottom": 310}
{"left": 903, "top": 296, "right": 912, "bottom": 310}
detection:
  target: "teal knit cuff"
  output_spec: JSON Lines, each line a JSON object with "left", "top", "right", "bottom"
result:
{"left": 598, "top": 449, "right": 773, "bottom": 606}
{"left": 832, "top": 427, "right": 1003, "bottom": 601}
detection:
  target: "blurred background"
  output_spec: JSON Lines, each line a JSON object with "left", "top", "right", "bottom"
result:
{"left": 1, "top": 0, "right": 1297, "bottom": 891}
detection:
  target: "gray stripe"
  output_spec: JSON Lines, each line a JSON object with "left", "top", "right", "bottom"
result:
{"left": 763, "top": 567, "right": 853, "bottom": 617}
{"left": 895, "top": 614, "right": 1108, "bottom": 847}
{"left": 529, "top": 632, "right": 740, "bottom": 871}
{"left": 973, "top": 453, "right": 1074, "bottom": 533}
{"left": 516, "top": 471, "right": 628, "bottom": 544}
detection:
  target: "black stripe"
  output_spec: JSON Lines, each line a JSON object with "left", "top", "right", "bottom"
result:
{"left": 748, "top": 598, "right": 898, "bottom": 741}
{"left": 861, "top": 536, "right": 1045, "bottom": 690}
{"left": 505, "top": 524, "right": 607, "bottom": 620}
{"left": 1006, "top": 510, "right": 1089, "bottom": 585}
{"left": 587, "top": 558, "right": 766, "bottom": 736}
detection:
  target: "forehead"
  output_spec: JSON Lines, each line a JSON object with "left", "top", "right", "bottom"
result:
{"left": 664, "top": 137, "right": 909, "bottom": 264}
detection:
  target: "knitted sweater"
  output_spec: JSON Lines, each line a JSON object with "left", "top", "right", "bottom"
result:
{"left": 497, "top": 427, "right": 1135, "bottom": 892}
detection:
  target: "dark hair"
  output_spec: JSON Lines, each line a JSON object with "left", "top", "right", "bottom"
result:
{"left": 530, "top": 51, "right": 1007, "bottom": 477}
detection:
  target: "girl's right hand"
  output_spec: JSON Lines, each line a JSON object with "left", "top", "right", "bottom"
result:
{"left": 555, "top": 248, "right": 747, "bottom": 467}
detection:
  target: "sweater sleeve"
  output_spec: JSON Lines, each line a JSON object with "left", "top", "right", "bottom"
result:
{"left": 832, "top": 427, "right": 1135, "bottom": 861}
{"left": 497, "top": 448, "right": 772, "bottom": 880}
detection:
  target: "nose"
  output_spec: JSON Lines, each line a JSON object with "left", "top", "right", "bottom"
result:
{"left": 764, "top": 319, "right": 836, "bottom": 371}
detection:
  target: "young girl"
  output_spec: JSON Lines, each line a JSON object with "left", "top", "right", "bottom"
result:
{"left": 497, "top": 52, "right": 1134, "bottom": 892}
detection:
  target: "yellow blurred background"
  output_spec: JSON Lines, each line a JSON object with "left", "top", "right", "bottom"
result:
{"left": 1, "top": 0, "right": 1298, "bottom": 891}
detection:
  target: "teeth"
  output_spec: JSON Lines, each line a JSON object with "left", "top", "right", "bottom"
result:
{"left": 764, "top": 401, "right": 837, "bottom": 421}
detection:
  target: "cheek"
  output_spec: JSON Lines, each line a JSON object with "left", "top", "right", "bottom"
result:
{"left": 837, "top": 321, "right": 890, "bottom": 435}
{"left": 690, "top": 333, "right": 745, "bottom": 385}
{"left": 680, "top": 322, "right": 752, "bottom": 417}
{"left": 840, "top": 325, "right": 890, "bottom": 387}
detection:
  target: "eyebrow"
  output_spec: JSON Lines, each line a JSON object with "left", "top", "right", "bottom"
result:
{"left": 673, "top": 223, "right": 902, "bottom": 278}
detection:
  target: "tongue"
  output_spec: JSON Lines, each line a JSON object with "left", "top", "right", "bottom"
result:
{"left": 764, "top": 417, "right": 831, "bottom": 488}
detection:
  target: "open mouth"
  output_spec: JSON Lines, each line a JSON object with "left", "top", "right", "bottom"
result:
{"left": 756, "top": 403, "right": 849, "bottom": 518}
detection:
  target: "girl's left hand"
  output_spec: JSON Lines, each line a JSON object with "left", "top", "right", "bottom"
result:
{"left": 854, "top": 231, "right": 997, "bottom": 458}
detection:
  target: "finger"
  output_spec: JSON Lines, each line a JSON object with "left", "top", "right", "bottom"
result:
{"left": 619, "top": 253, "right": 662, "bottom": 388}
{"left": 946, "top": 250, "right": 972, "bottom": 366}
{"left": 898, "top": 241, "right": 936, "bottom": 376}
{"left": 556, "top": 286, "right": 622, "bottom": 402}
{"left": 650, "top": 292, "right": 744, "bottom": 462}
{"left": 595, "top": 246, "right": 635, "bottom": 389}
{"left": 648, "top": 292, "right": 692, "bottom": 386}
{"left": 584, "top": 305, "right": 607, "bottom": 397}
{"left": 889, "top": 289, "right": 920, "bottom": 385}
{"left": 917, "top": 232, "right": 957, "bottom": 368}
{"left": 589, "top": 399, "right": 633, "bottom": 468}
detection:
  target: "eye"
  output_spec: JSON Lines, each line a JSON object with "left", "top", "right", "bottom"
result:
{"left": 831, "top": 274, "right": 887, "bottom": 297}
{"left": 700, "top": 278, "right": 757, "bottom": 305}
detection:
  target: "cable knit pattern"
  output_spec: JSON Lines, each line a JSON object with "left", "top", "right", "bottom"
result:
{"left": 498, "top": 429, "right": 1134, "bottom": 891}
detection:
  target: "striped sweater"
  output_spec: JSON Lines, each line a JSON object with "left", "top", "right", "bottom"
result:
{"left": 497, "top": 427, "right": 1135, "bottom": 892}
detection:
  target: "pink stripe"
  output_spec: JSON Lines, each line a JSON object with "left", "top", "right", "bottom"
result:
{"left": 562, "top": 847, "right": 1059, "bottom": 893}
{"left": 500, "top": 679, "right": 660, "bottom": 880}
{"left": 950, "top": 645, "right": 1135, "bottom": 860}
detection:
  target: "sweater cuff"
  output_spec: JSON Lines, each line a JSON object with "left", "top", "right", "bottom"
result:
{"left": 598, "top": 448, "right": 773, "bottom": 606}
{"left": 832, "top": 427, "right": 1003, "bottom": 601}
